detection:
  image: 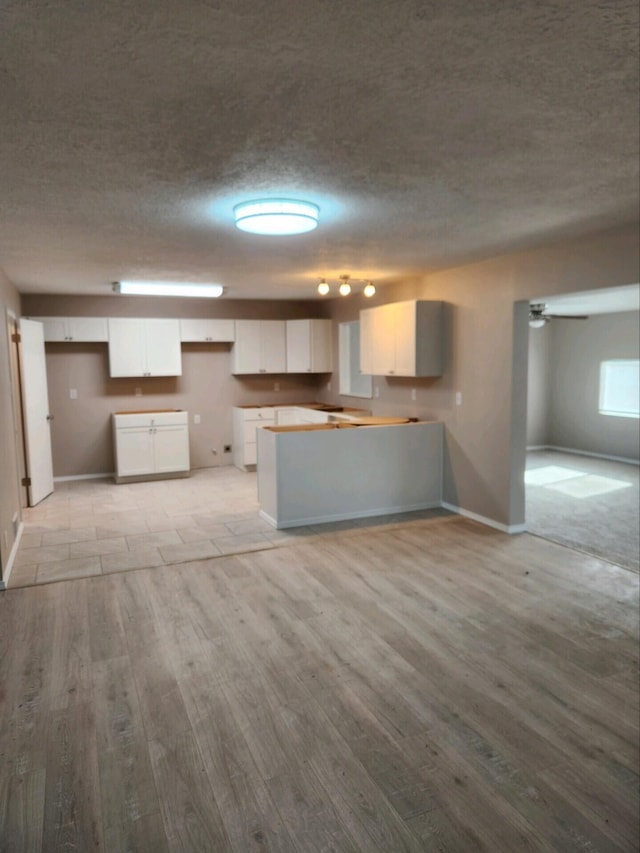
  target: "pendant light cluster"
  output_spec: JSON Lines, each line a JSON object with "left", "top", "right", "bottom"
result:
{"left": 317, "top": 275, "right": 376, "bottom": 298}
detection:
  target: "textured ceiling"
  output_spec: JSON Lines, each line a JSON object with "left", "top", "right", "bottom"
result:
{"left": 0, "top": 0, "right": 638, "bottom": 299}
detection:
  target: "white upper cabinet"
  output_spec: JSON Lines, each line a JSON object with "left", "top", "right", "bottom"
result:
{"left": 359, "top": 300, "right": 444, "bottom": 377}
{"left": 285, "top": 319, "right": 332, "bottom": 373}
{"left": 30, "top": 316, "right": 109, "bottom": 342}
{"left": 179, "top": 318, "right": 235, "bottom": 342}
{"left": 108, "top": 318, "right": 182, "bottom": 377}
{"left": 232, "top": 320, "right": 286, "bottom": 374}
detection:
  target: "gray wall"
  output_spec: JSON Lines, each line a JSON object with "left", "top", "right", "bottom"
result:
{"left": 321, "top": 225, "right": 639, "bottom": 528}
{"left": 548, "top": 312, "right": 639, "bottom": 460}
{"left": 526, "top": 322, "right": 553, "bottom": 447}
{"left": 0, "top": 269, "right": 22, "bottom": 582}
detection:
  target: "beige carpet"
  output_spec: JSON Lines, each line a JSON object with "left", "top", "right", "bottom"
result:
{"left": 526, "top": 450, "right": 639, "bottom": 573}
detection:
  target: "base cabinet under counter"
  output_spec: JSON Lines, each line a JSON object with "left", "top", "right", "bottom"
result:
{"left": 113, "top": 410, "right": 190, "bottom": 483}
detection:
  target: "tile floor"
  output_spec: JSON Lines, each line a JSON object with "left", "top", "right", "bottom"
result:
{"left": 8, "top": 466, "right": 452, "bottom": 588}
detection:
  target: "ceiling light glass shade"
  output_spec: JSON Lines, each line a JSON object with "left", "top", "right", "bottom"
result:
{"left": 317, "top": 280, "right": 330, "bottom": 296}
{"left": 339, "top": 282, "right": 351, "bottom": 296}
{"left": 117, "top": 281, "right": 224, "bottom": 298}
{"left": 529, "top": 318, "right": 547, "bottom": 328}
{"left": 234, "top": 199, "right": 319, "bottom": 235}
{"left": 363, "top": 282, "right": 376, "bottom": 298}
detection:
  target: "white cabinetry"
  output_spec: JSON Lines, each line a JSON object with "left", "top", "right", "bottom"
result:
{"left": 113, "top": 411, "right": 189, "bottom": 482}
{"left": 30, "top": 316, "right": 108, "bottom": 342}
{"left": 359, "top": 300, "right": 444, "bottom": 377}
{"left": 285, "top": 319, "right": 332, "bottom": 373}
{"left": 108, "top": 318, "right": 182, "bottom": 377}
{"left": 232, "top": 321, "right": 286, "bottom": 374}
{"left": 233, "top": 407, "right": 275, "bottom": 470}
{"left": 180, "top": 318, "right": 235, "bottom": 342}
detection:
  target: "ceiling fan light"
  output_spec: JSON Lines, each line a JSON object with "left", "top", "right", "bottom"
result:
{"left": 234, "top": 199, "right": 319, "bottom": 235}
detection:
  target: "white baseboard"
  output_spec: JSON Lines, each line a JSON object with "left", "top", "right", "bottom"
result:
{"left": 441, "top": 502, "right": 527, "bottom": 535}
{"left": 260, "top": 501, "right": 442, "bottom": 530}
{"left": 0, "top": 521, "right": 24, "bottom": 590}
{"left": 53, "top": 472, "right": 114, "bottom": 483}
{"left": 527, "top": 445, "right": 639, "bottom": 466}
{"left": 526, "top": 445, "right": 547, "bottom": 451}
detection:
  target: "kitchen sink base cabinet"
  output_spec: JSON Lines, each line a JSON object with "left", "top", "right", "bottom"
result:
{"left": 113, "top": 410, "right": 190, "bottom": 484}
{"left": 257, "top": 421, "right": 442, "bottom": 528}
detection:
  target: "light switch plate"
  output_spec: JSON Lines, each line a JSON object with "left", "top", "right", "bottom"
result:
{"left": 69, "top": 388, "right": 78, "bottom": 399}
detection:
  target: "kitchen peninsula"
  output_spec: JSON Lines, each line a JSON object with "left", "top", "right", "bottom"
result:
{"left": 257, "top": 419, "right": 443, "bottom": 528}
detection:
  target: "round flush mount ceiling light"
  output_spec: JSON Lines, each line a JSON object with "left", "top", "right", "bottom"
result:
{"left": 234, "top": 199, "right": 319, "bottom": 235}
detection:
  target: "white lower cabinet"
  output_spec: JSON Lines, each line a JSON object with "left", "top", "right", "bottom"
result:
{"left": 232, "top": 407, "right": 275, "bottom": 470}
{"left": 113, "top": 411, "right": 189, "bottom": 482}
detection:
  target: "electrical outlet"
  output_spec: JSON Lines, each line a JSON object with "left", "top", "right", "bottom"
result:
{"left": 135, "top": 387, "right": 142, "bottom": 397}
{"left": 456, "top": 391, "right": 462, "bottom": 406}
{"left": 194, "top": 414, "right": 201, "bottom": 424}
{"left": 374, "top": 386, "right": 380, "bottom": 399}
{"left": 274, "top": 382, "right": 280, "bottom": 392}
{"left": 411, "top": 388, "right": 417, "bottom": 401}
{"left": 327, "top": 381, "right": 332, "bottom": 392}
{"left": 69, "top": 388, "right": 78, "bottom": 400}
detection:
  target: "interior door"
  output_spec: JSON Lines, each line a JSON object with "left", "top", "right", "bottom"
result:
{"left": 19, "top": 319, "right": 54, "bottom": 506}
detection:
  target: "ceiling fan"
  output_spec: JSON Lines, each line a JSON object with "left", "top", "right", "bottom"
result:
{"left": 528, "top": 302, "right": 589, "bottom": 328}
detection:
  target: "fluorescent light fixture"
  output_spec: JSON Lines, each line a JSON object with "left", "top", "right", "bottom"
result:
{"left": 234, "top": 199, "right": 319, "bottom": 235}
{"left": 116, "top": 281, "right": 224, "bottom": 298}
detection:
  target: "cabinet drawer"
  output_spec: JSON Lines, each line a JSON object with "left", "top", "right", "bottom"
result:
{"left": 241, "top": 408, "right": 275, "bottom": 421}
{"left": 113, "top": 410, "right": 187, "bottom": 429}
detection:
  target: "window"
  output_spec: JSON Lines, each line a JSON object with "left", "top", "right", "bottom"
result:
{"left": 339, "top": 321, "right": 372, "bottom": 398}
{"left": 599, "top": 359, "right": 640, "bottom": 418}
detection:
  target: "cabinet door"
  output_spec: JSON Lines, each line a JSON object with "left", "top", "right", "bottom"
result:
{"left": 115, "top": 427, "right": 155, "bottom": 476}
{"left": 153, "top": 425, "right": 190, "bottom": 473}
{"left": 144, "top": 319, "right": 182, "bottom": 376}
{"left": 310, "top": 319, "right": 332, "bottom": 373}
{"left": 260, "top": 321, "right": 286, "bottom": 373}
{"left": 30, "top": 317, "right": 68, "bottom": 342}
{"left": 67, "top": 317, "right": 109, "bottom": 342}
{"left": 285, "top": 320, "right": 310, "bottom": 372}
{"left": 370, "top": 304, "right": 397, "bottom": 375}
{"left": 232, "top": 320, "right": 263, "bottom": 373}
{"left": 180, "top": 319, "right": 235, "bottom": 342}
{"left": 359, "top": 309, "right": 374, "bottom": 375}
{"left": 275, "top": 408, "right": 298, "bottom": 425}
{"left": 392, "top": 301, "right": 417, "bottom": 376}
{"left": 108, "top": 319, "right": 147, "bottom": 377}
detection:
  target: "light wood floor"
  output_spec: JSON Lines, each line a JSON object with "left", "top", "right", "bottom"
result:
{"left": 1, "top": 515, "right": 638, "bottom": 851}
